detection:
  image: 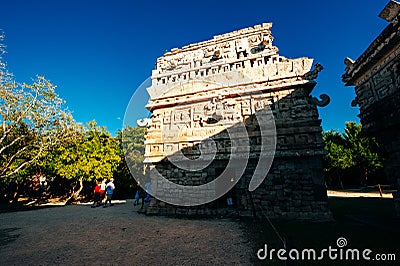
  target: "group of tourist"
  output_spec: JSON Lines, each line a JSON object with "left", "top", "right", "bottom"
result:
{"left": 91, "top": 179, "right": 153, "bottom": 209}
{"left": 91, "top": 178, "right": 115, "bottom": 208}
{"left": 133, "top": 182, "right": 151, "bottom": 208}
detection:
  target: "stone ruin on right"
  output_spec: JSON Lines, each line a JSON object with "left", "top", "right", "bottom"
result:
{"left": 342, "top": 0, "right": 400, "bottom": 215}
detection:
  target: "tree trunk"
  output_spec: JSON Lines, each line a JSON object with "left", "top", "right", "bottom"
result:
{"left": 364, "top": 168, "right": 368, "bottom": 186}
{"left": 336, "top": 170, "right": 344, "bottom": 189}
{"left": 64, "top": 177, "right": 84, "bottom": 205}
{"left": 11, "top": 180, "right": 20, "bottom": 204}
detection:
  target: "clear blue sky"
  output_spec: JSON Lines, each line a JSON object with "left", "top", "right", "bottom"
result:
{"left": 0, "top": 0, "right": 390, "bottom": 135}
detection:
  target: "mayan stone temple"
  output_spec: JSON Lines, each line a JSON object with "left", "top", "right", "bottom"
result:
{"left": 139, "top": 23, "right": 332, "bottom": 219}
{"left": 343, "top": 1, "right": 400, "bottom": 215}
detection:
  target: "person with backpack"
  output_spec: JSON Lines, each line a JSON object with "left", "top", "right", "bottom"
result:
{"left": 103, "top": 178, "right": 115, "bottom": 208}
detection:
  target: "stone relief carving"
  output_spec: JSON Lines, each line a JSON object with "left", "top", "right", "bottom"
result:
{"left": 138, "top": 22, "right": 332, "bottom": 220}
{"left": 143, "top": 23, "right": 329, "bottom": 162}
{"left": 394, "top": 60, "right": 400, "bottom": 88}
{"left": 311, "top": 94, "right": 331, "bottom": 107}
{"left": 248, "top": 34, "right": 263, "bottom": 47}
{"left": 137, "top": 118, "right": 151, "bottom": 128}
{"left": 303, "top": 63, "right": 323, "bottom": 80}
{"left": 343, "top": 1, "right": 400, "bottom": 218}
{"left": 220, "top": 41, "right": 235, "bottom": 59}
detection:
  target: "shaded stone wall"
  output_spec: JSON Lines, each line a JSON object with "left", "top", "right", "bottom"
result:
{"left": 145, "top": 89, "right": 330, "bottom": 219}
{"left": 140, "top": 23, "right": 331, "bottom": 219}
{"left": 343, "top": 1, "right": 400, "bottom": 214}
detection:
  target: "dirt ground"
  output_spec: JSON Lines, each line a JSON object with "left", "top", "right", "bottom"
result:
{"left": 2, "top": 192, "right": 398, "bottom": 265}
{"left": 0, "top": 200, "right": 253, "bottom": 265}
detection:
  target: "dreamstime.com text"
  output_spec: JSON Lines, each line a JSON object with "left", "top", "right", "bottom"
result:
{"left": 257, "top": 237, "right": 396, "bottom": 262}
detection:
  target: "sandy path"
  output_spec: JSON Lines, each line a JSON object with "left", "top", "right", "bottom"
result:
{"left": 0, "top": 200, "right": 252, "bottom": 265}
{"left": 327, "top": 190, "right": 393, "bottom": 198}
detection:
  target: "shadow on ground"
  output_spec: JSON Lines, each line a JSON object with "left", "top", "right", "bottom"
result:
{"left": 245, "top": 197, "right": 399, "bottom": 265}
{"left": 0, "top": 197, "right": 398, "bottom": 265}
{"left": 0, "top": 227, "right": 21, "bottom": 247}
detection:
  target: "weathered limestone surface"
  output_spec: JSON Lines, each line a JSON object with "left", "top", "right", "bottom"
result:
{"left": 343, "top": 0, "right": 400, "bottom": 215}
{"left": 141, "top": 23, "right": 331, "bottom": 219}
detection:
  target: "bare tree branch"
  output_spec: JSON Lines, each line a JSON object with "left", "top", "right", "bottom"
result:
{"left": 0, "top": 35, "right": 76, "bottom": 180}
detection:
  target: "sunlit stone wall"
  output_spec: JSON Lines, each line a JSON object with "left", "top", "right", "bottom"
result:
{"left": 141, "top": 23, "right": 331, "bottom": 219}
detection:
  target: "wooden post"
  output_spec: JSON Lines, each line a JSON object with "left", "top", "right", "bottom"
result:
{"left": 378, "top": 184, "right": 383, "bottom": 197}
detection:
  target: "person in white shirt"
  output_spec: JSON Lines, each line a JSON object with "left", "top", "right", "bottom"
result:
{"left": 100, "top": 178, "right": 107, "bottom": 203}
{"left": 103, "top": 178, "right": 115, "bottom": 207}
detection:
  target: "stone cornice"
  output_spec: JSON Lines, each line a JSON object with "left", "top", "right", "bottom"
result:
{"left": 343, "top": 1, "right": 400, "bottom": 86}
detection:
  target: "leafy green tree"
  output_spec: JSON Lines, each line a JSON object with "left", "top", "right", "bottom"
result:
{"left": 120, "top": 126, "right": 145, "bottom": 177}
{"left": 342, "top": 122, "right": 382, "bottom": 184}
{"left": 0, "top": 33, "right": 76, "bottom": 203}
{"left": 116, "top": 126, "right": 145, "bottom": 196}
{"left": 0, "top": 34, "right": 74, "bottom": 181}
{"left": 51, "top": 121, "right": 121, "bottom": 202}
{"left": 323, "top": 122, "right": 383, "bottom": 187}
{"left": 323, "top": 130, "right": 349, "bottom": 188}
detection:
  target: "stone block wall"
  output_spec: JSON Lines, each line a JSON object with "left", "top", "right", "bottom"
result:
{"left": 343, "top": 1, "right": 400, "bottom": 215}
{"left": 144, "top": 86, "right": 331, "bottom": 220}
{"left": 140, "top": 23, "right": 331, "bottom": 220}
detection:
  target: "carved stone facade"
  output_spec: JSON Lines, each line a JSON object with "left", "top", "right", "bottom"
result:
{"left": 343, "top": 1, "right": 400, "bottom": 215}
{"left": 140, "top": 23, "right": 331, "bottom": 219}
